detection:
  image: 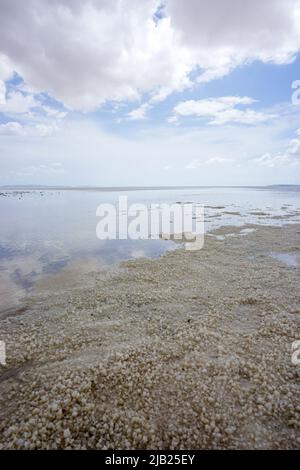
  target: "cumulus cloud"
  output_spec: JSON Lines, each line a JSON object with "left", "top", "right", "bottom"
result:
{"left": 173, "top": 97, "right": 275, "bottom": 125}
{"left": 1, "top": 1, "right": 300, "bottom": 186}
{"left": 127, "top": 103, "right": 151, "bottom": 121}
{"left": 0, "top": 84, "right": 67, "bottom": 137}
{"left": 0, "top": 54, "right": 14, "bottom": 104}
{"left": 0, "top": 0, "right": 299, "bottom": 111}
{"left": 0, "top": 81, "right": 6, "bottom": 105}
{"left": 0, "top": 53, "right": 13, "bottom": 78}
{"left": 0, "top": 90, "right": 40, "bottom": 116}
{"left": 0, "top": 0, "right": 191, "bottom": 111}
{"left": 0, "top": 121, "right": 58, "bottom": 137}
{"left": 167, "top": 0, "right": 300, "bottom": 81}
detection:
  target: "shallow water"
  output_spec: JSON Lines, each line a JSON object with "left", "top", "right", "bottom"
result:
{"left": 0, "top": 186, "right": 299, "bottom": 311}
{"left": 269, "top": 252, "right": 300, "bottom": 267}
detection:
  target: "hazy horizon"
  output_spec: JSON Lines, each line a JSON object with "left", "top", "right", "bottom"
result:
{"left": 1, "top": 183, "right": 300, "bottom": 190}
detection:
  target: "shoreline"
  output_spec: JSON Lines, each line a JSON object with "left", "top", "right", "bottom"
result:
{"left": 0, "top": 223, "right": 299, "bottom": 449}
{"left": 2, "top": 184, "right": 300, "bottom": 192}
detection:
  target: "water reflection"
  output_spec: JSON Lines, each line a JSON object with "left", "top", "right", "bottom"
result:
{"left": 0, "top": 186, "right": 299, "bottom": 312}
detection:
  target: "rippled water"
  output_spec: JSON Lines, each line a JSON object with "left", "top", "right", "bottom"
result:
{"left": 0, "top": 186, "right": 299, "bottom": 311}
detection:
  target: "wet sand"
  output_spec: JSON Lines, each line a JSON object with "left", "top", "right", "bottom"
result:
{"left": 0, "top": 224, "right": 299, "bottom": 449}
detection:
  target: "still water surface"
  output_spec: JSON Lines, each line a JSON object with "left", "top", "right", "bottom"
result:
{"left": 0, "top": 186, "right": 299, "bottom": 311}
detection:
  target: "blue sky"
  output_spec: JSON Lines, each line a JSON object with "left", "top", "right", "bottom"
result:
{"left": 0, "top": 0, "right": 300, "bottom": 186}
{"left": 98, "top": 58, "right": 300, "bottom": 135}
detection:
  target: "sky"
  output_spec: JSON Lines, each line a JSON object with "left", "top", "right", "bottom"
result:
{"left": 0, "top": 0, "right": 300, "bottom": 187}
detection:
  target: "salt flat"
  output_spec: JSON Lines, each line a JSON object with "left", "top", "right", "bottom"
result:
{"left": 0, "top": 223, "right": 299, "bottom": 449}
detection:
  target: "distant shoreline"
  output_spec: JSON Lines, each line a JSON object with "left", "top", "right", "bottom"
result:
{"left": 1, "top": 184, "right": 300, "bottom": 192}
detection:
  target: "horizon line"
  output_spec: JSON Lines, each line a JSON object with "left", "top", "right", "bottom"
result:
{"left": 1, "top": 184, "right": 300, "bottom": 191}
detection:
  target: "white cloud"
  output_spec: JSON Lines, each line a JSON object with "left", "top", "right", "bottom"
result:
{"left": 254, "top": 128, "right": 300, "bottom": 167}
{"left": 0, "top": 54, "right": 14, "bottom": 105}
{"left": 0, "top": 89, "right": 67, "bottom": 118}
{"left": 0, "top": 90, "right": 40, "bottom": 115}
{"left": 186, "top": 156, "right": 234, "bottom": 169}
{"left": 43, "top": 106, "right": 67, "bottom": 120}
{"left": 173, "top": 96, "right": 275, "bottom": 125}
{"left": 167, "top": 0, "right": 300, "bottom": 80}
{"left": 0, "top": 1, "right": 299, "bottom": 111}
{"left": 167, "top": 115, "right": 179, "bottom": 124}
{"left": 0, "top": 54, "right": 12, "bottom": 75}
{"left": 1, "top": 113, "right": 299, "bottom": 186}
{"left": 0, "top": 1, "right": 192, "bottom": 111}
{"left": 34, "top": 123, "right": 58, "bottom": 137}
{"left": 127, "top": 103, "right": 151, "bottom": 121}
{"left": 0, "top": 81, "right": 6, "bottom": 105}
{"left": 0, "top": 120, "right": 58, "bottom": 137}
{"left": 149, "top": 86, "right": 173, "bottom": 104}
{"left": 0, "top": 87, "right": 67, "bottom": 136}
{"left": 0, "top": 121, "right": 26, "bottom": 136}
{"left": 128, "top": 86, "right": 174, "bottom": 121}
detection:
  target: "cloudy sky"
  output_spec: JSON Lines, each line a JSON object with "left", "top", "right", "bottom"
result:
{"left": 0, "top": 0, "right": 300, "bottom": 186}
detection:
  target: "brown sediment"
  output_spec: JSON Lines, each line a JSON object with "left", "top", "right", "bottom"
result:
{"left": 249, "top": 211, "right": 269, "bottom": 216}
{"left": 0, "top": 224, "right": 299, "bottom": 449}
{"left": 209, "top": 224, "right": 256, "bottom": 236}
{"left": 0, "top": 305, "right": 29, "bottom": 320}
{"left": 270, "top": 213, "right": 300, "bottom": 220}
{"left": 223, "top": 211, "right": 241, "bottom": 215}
